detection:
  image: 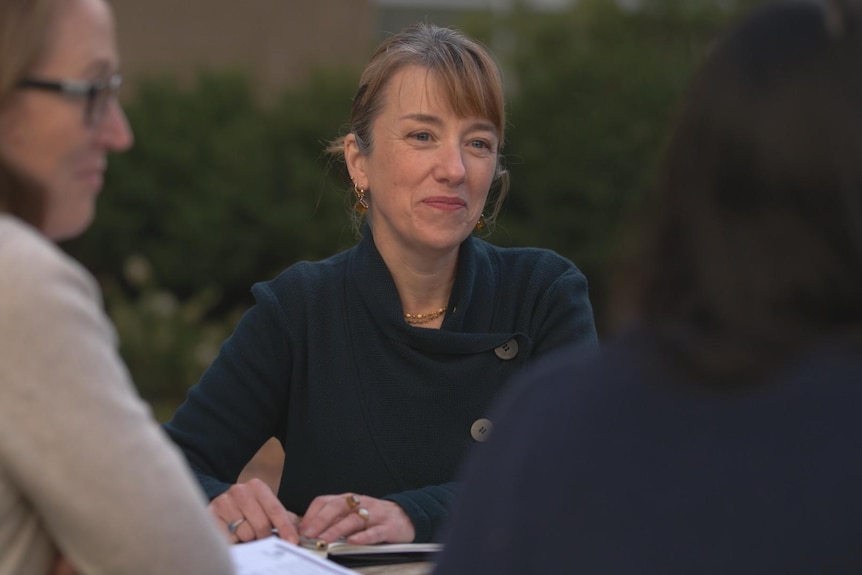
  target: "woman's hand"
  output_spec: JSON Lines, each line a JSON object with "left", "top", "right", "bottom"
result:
{"left": 209, "top": 478, "right": 300, "bottom": 544}
{"left": 299, "top": 493, "right": 415, "bottom": 545}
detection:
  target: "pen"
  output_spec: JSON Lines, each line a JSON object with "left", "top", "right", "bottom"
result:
{"left": 271, "top": 528, "right": 327, "bottom": 550}
{"left": 299, "top": 535, "right": 328, "bottom": 550}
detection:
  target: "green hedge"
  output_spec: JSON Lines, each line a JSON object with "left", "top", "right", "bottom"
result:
{"left": 63, "top": 0, "right": 748, "bottom": 408}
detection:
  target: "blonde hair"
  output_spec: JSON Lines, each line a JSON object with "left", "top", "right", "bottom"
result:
{"left": 0, "top": 0, "right": 58, "bottom": 224}
{"left": 329, "top": 22, "right": 509, "bottom": 235}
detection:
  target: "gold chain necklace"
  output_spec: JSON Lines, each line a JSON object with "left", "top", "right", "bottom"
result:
{"left": 404, "top": 307, "right": 447, "bottom": 325}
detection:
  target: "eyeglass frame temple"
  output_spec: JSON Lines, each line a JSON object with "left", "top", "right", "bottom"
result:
{"left": 16, "top": 74, "right": 122, "bottom": 124}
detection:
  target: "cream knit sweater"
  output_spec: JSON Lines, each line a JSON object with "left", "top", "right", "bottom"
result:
{"left": 0, "top": 215, "right": 233, "bottom": 575}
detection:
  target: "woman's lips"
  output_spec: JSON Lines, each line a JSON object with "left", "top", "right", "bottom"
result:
{"left": 80, "top": 169, "right": 104, "bottom": 190}
{"left": 424, "top": 197, "right": 466, "bottom": 211}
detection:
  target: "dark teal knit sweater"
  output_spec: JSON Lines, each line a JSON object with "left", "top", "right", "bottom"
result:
{"left": 164, "top": 229, "right": 597, "bottom": 542}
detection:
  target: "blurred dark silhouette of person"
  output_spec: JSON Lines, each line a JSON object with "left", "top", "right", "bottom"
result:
{"left": 433, "top": 1, "right": 862, "bottom": 573}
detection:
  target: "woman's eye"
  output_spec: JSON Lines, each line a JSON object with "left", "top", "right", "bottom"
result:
{"left": 470, "top": 139, "right": 494, "bottom": 152}
{"left": 411, "top": 132, "right": 431, "bottom": 142}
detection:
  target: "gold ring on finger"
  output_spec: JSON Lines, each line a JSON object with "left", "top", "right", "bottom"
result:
{"left": 345, "top": 493, "right": 361, "bottom": 511}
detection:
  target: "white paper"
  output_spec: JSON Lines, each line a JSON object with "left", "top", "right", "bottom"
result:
{"left": 230, "top": 536, "right": 357, "bottom": 575}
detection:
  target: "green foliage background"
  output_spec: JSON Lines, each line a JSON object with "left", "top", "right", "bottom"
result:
{"left": 62, "top": 0, "right": 757, "bottom": 412}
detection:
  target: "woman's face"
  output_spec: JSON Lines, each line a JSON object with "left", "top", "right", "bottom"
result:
{"left": 346, "top": 65, "right": 499, "bottom": 258}
{"left": 0, "top": 0, "right": 132, "bottom": 240}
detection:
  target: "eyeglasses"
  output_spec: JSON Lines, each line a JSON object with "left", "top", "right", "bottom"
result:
{"left": 16, "top": 73, "right": 122, "bottom": 127}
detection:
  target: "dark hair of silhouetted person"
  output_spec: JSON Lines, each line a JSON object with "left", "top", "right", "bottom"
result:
{"left": 612, "top": 0, "right": 862, "bottom": 380}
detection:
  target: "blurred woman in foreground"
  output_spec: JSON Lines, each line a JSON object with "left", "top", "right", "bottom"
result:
{"left": 0, "top": 0, "right": 233, "bottom": 573}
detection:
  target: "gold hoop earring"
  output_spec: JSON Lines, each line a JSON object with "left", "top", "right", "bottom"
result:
{"left": 354, "top": 183, "right": 369, "bottom": 215}
{"left": 475, "top": 215, "right": 486, "bottom": 231}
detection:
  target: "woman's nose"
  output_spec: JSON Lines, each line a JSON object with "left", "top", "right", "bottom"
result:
{"left": 96, "top": 100, "right": 134, "bottom": 152}
{"left": 434, "top": 141, "right": 467, "bottom": 185}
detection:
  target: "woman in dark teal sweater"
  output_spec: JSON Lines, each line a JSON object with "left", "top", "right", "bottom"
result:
{"left": 164, "top": 22, "right": 597, "bottom": 547}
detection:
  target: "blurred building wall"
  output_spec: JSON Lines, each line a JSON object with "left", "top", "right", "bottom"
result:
{"left": 109, "top": 0, "right": 377, "bottom": 97}
{"left": 108, "top": 0, "right": 564, "bottom": 97}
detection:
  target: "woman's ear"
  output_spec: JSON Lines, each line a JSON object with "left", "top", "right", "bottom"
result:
{"left": 344, "top": 134, "right": 368, "bottom": 189}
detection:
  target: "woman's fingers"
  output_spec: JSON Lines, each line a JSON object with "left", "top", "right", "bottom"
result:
{"left": 209, "top": 478, "right": 299, "bottom": 544}
{"left": 299, "top": 493, "right": 415, "bottom": 544}
{"left": 299, "top": 493, "right": 350, "bottom": 540}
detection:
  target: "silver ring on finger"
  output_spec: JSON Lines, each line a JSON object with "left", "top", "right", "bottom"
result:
{"left": 227, "top": 517, "right": 246, "bottom": 534}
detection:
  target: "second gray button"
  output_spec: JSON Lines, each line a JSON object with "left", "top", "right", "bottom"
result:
{"left": 494, "top": 338, "right": 519, "bottom": 360}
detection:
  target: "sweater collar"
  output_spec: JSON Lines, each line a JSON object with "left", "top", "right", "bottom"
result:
{"left": 348, "top": 225, "right": 513, "bottom": 352}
